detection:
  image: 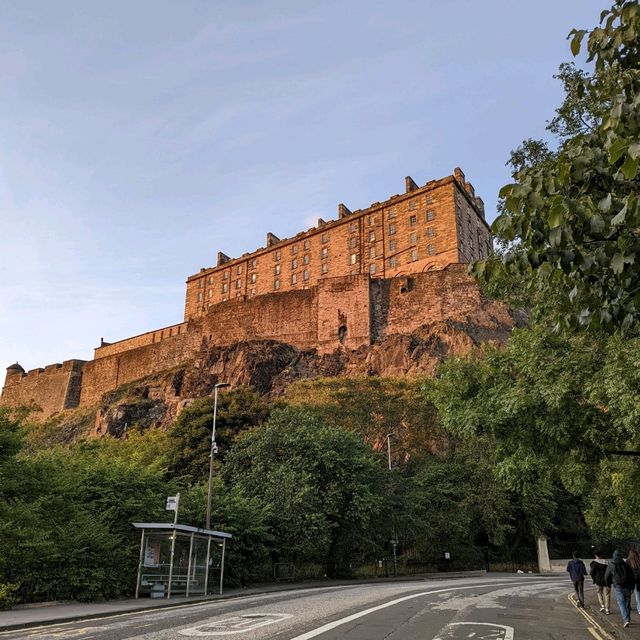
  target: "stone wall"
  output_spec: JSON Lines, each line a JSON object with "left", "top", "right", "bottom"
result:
{"left": 1, "top": 360, "right": 85, "bottom": 419}
{"left": 2, "top": 268, "right": 507, "bottom": 418}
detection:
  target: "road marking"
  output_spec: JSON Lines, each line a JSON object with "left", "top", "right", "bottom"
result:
{"left": 434, "top": 621, "right": 515, "bottom": 640}
{"left": 567, "top": 594, "right": 613, "bottom": 640}
{"left": 287, "top": 580, "right": 557, "bottom": 640}
{"left": 179, "top": 613, "right": 292, "bottom": 636}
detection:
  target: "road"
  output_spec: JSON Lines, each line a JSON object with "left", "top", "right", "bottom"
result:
{"left": 0, "top": 576, "right": 609, "bottom": 640}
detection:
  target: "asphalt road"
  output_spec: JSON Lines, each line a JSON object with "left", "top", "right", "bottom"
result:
{"left": 0, "top": 576, "right": 606, "bottom": 640}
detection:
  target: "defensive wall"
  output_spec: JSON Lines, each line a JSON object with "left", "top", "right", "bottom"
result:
{"left": 1, "top": 266, "right": 490, "bottom": 420}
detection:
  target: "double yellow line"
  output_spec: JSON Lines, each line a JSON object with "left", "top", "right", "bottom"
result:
{"left": 568, "top": 593, "right": 615, "bottom": 640}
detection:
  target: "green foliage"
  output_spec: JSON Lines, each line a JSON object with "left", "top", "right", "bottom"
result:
{"left": 167, "top": 387, "right": 270, "bottom": 483}
{"left": 430, "top": 325, "right": 640, "bottom": 537}
{"left": 223, "top": 407, "right": 387, "bottom": 577}
{"left": 475, "top": 1, "right": 640, "bottom": 332}
{"left": 0, "top": 583, "right": 18, "bottom": 610}
{"left": 284, "top": 377, "right": 442, "bottom": 463}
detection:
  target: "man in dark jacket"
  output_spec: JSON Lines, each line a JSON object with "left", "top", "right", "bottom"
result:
{"left": 605, "top": 549, "right": 635, "bottom": 627}
{"left": 590, "top": 550, "right": 611, "bottom": 614}
{"left": 567, "top": 551, "right": 588, "bottom": 607}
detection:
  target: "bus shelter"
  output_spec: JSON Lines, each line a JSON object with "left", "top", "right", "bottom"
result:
{"left": 133, "top": 523, "right": 232, "bottom": 599}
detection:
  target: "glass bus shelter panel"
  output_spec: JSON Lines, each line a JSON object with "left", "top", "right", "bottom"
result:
{"left": 139, "top": 534, "right": 173, "bottom": 595}
{"left": 188, "top": 537, "right": 209, "bottom": 595}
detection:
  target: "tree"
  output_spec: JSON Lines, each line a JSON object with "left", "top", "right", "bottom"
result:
{"left": 167, "top": 387, "right": 271, "bottom": 482}
{"left": 222, "top": 407, "right": 386, "bottom": 577}
{"left": 430, "top": 325, "right": 640, "bottom": 537}
{"left": 475, "top": 1, "right": 640, "bottom": 332}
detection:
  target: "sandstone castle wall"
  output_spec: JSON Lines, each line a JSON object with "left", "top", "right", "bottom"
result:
{"left": 1, "top": 168, "right": 496, "bottom": 421}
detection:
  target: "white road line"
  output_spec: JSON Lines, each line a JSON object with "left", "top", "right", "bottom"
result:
{"left": 287, "top": 580, "right": 556, "bottom": 640}
{"left": 179, "top": 613, "right": 292, "bottom": 636}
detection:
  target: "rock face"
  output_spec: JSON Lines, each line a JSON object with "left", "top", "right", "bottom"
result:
{"left": 89, "top": 307, "right": 523, "bottom": 439}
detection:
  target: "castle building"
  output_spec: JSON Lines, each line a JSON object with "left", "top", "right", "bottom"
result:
{"left": 2, "top": 167, "right": 495, "bottom": 420}
{"left": 184, "top": 167, "right": 491, "bottom": 319}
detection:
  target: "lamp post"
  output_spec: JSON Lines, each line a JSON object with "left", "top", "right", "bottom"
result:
{"left": 206, "top": 382, "right": 230, "bottom": 530}
{"left": 386, "top": 432, "right": 398, "bottom": 576}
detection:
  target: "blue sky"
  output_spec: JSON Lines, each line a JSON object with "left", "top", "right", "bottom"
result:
{"left": 0, "top": 1, "right": 603, "bottom": 371}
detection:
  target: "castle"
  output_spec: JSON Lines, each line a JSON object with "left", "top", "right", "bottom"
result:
{"left": 1, "top": 168, "right": 493, "bottom": 420}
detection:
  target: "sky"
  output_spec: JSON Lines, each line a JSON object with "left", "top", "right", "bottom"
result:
{"left": 0, "top": 0, "right": 604, "bottom": 372}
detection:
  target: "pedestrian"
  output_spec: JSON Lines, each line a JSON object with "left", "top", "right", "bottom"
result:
{"left": 605, "top": 549, "right": 635, "bottom": 628}
{"left": 590, "top": 550, "right": 611, "bottom": 614}
{"left": 627, "top": 548, "right": 640, "bottom": 615}
{"left": 567, "top": 551, "right": 588, "bottom": 608}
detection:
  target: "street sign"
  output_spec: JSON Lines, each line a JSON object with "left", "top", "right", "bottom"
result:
{"left": 444, "top": 551, "right": 451, "bottom": 559}
{"left": 166, "top": 496, "right": 178, "bottom": 511}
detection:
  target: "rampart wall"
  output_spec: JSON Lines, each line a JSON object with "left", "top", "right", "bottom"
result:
{"left": 2, "top": 267, "right": 498, "bottom": 419}
{"left": 1, "top": 360, "right": 85, "bottom": 419}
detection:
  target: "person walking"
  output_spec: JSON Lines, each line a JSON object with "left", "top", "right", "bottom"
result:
{"left": 627, "top": 548, "right": 640, "bottom": 615}
{"left": 590, "top": 550, "right": 611, "bottom": 614}
{"left": 605, "top": 549, "right": 635, "bottom": 628}
{"left": 567, "top": 551, "right": 588, "bottom": 608}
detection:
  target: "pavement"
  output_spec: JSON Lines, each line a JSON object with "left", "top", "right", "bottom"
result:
{"left": 0, "top": 571, "right": 487, "bottom": 632}
{"left": 570, "top": 582, "right": 640, "bottom": 639}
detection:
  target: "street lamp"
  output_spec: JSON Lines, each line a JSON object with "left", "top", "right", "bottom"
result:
{"left": 206, "top": 382, "right": 230, "bottom": 530}
{"left": 385, "top": 433, "right": 393, "bottom": 471}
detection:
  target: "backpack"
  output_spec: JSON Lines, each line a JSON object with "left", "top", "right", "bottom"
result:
{"left": 612, "top": 561, "right": 632, "bottom": 586}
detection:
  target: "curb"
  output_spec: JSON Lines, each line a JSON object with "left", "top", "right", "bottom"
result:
{"left": 0, "top": 571, "right": 491, "bottom": 632}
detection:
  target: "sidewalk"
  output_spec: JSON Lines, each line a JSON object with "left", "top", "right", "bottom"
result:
{"left": 571, "top": 583, "right": 640, "bottom": 639}
{"left": 0, "top": 570, "right": 488, "bottom": 632}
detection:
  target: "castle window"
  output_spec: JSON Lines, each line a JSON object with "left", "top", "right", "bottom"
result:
{"left": 197, "top": 292, "right": 203, "bottom": 302}
{"left": 369, "top": 263, "right": 376, "bottom": 275}
{"left": 292, "top": 258, "right": 298, "bottom": 269}
{"left": 349, "top": 237, "right": 357, "bottom": 249}
{"left": 321, "top": 232, "right": 329, "bottom": 243}
{"left": 368, "top": 230, "right": 375, "bottom": 242}
{"left": 198, "top": 280, "right": 203, "bottom": 288}
{"left": 368, "top": 215, "right": 374, "bottom": 226}
{"left": 303, "top": 239, "right": 310, "bottom": 250}
{"left": 410, "top": 232, "right": 417, "bottom": 245}
{"left": 292, "top": 244, "right": 299, "bottom": 255}
{"left": 389, "top": 256, "right": 397, "bottom": 268}
{"left": 350, "top": 253, "right": 358, "bottom": 265}
{"left": 426, "top": 195, "right": 433, "bottom": 204}
{"left": 349, "top": 222, "right": 357, "bottom": 233}
{"left": 428, "top": 243, "right": 436, "bottom": 256}
{"left": 388, "top": 223, "right": 396, "bottom": 235}
{"left": 369, "top": 246, "right": 376, "bottom": 258}
{"left": 410, "top": 249, "right": 418, "bottom": 262}
{"left": 426, "top": 210, "right": 435, "bottom": 221}
{"left": 409, "top": 215, "right": 417, "bottom": 227}
{"left": 274, "top": 264, "right": 281, "bottom": 275}
{"left": 236, "top": 279, "right": 242, "bottom": 289}
{"left": 303, "top": 254, "right": 310, "bottom": 265}
{"left": 303, "top": 269, "right": 309, "bottom": 281}
{"left": 291, "top": 273, "right": 297, "bottom": 285}
{"left": 408, "top": 200, "right": 417, "bottom": 211}
{"left": 208, "top": 276, "right": 214, "bottom": 284}
{"left": 222, "top": 283, "right": 228, "bottom": 293}
{"left": 274, "top": 279, "right": 280, "bottom": 290}
{"left": 208, "top": 289, "right": 213, "bottom": 298}
{"left": 249, "top": 259, "right": 256, "bottom": 269}
{"left": 321, "top": 247, "right": 328, "bottom": 259}
{"left": 321, "top": 263, "right": 328, "bottom": 274}
{"left": 387, "top": 207, "right": 396, "bottom": 219}
{"left": 275, "top": 250, "right": 281, "bottom": 261}
{"left": 250, "top": 273, "right": 257, "bottom": 284}
{"left": 223, "top": 271, "right": 229, "bottom": 280}
{"left": 389, "top": 239, "right": 397, "bottom": 252}
{"left": 236, "top": 265, "right": 242, "bottom": 275}
{"left": 427, "top": 226, "right": 435, "bottom": 238}
{"left": 251, "top": 288, "right": 256, "bottom": 296}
